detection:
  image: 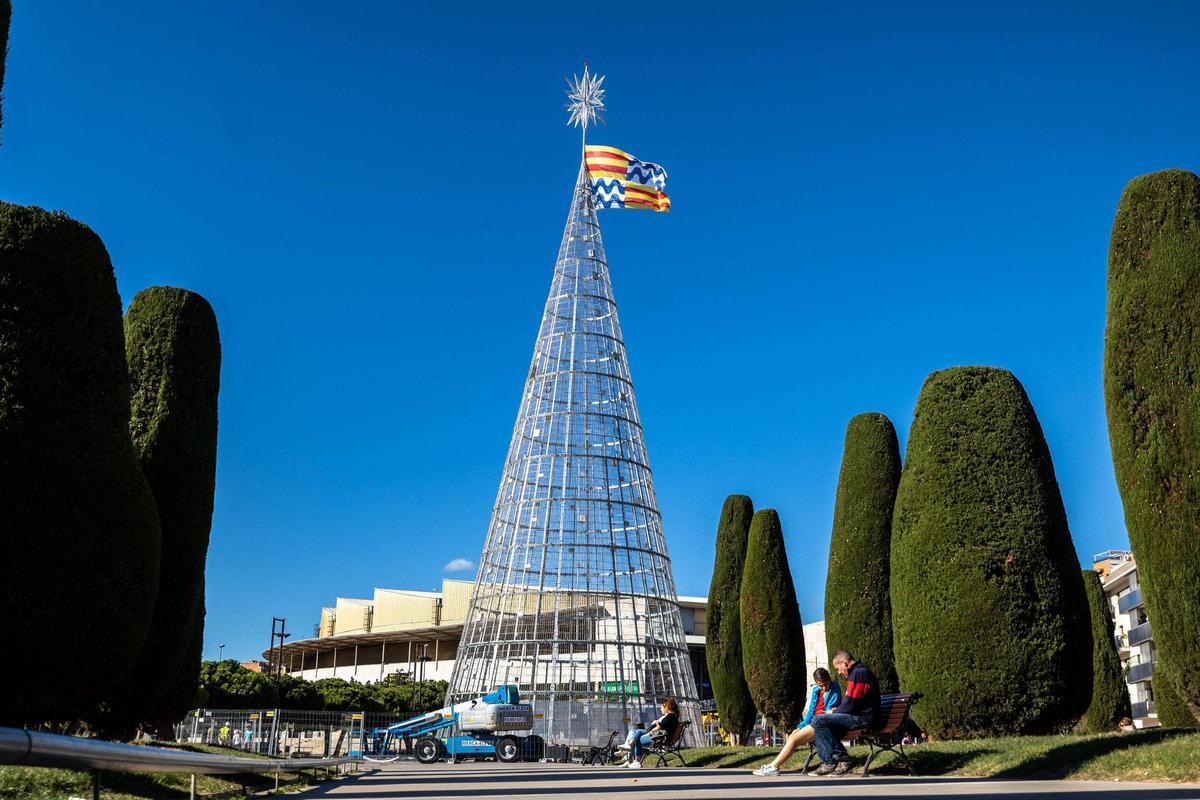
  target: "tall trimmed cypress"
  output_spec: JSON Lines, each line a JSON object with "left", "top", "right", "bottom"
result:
{"left": 825, "top": 412, "right": 900, "bottom": 693}
{"left": 740, "top": 509, "right": 805, "bottom": 730}
{"left": 1080, "top": 570, "right": 1130, "bottom": 732}
{"left": 1104, "top": 169, "right": 1200, "bottom": 716}
{"left": 1154, "top": 667, "right": 1199, "bottom": 728}
{"left": 891, "top": 366, "right": 1092, "bottom": 737}
{"left": 0, "top": 203, "right": 161, "bottom": 724}
{"left": 706, "top": 494, "right": 756, "bottom": 743}
{"left": 108, "top": 287, "right": 221, "bottom": 733}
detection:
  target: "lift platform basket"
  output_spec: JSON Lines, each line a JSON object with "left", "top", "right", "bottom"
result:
{"left": 457, "top": 704, "right": 534, "bottom": 733}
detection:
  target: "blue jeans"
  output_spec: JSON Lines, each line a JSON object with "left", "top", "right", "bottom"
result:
{"left": 812, "top": 713, "right": 869, "bottom": 764}
{"left": 625, "top": 728, "right": 655, "bottom": 757}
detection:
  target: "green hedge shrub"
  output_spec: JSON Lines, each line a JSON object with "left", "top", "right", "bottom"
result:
{"left": 705, "top": 494, "right": 756, "bottom": 742}
{"left": 1104, "top": 168, "right": 1200, "bottom": 717}
{"left": 825, "top": 412, "right": 900, "bottom": 693}
{"left": 891, "top": 366, "right": 1092, "bottom": 737}
{"left": 105, "top": 287, "right": 221, "bottom": 733}
{"left": 1080, "top": 570, "right": 1131, "bottom": 732}
{"left": 0, "top": 203, "right": 161, "bottom": 724}
{"left": 740, "top": 509, "right": 805, "bottom": 729}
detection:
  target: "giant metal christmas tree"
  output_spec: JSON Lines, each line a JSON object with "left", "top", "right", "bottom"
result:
{"left": 446, "top": 69, "right": 700, "bottom": 746}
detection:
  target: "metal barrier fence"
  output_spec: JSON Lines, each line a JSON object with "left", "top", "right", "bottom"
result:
{"left": 174, "top": 708, "right": 428, "bottom": 758}
{"left": 0, "top": 725, "right": 355, "bottom": 799}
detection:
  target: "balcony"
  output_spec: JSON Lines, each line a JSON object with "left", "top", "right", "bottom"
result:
{"left": 1131, "top": 700, "right": 1157, "bottom": 719}
{"left": 1128, "top": 661, "right": 1155, "bottom": 683}
{"left": 1118, "top": 588, "right": 1144, "bottom": 614}
{"left": 1128, "top": 620, "right": 1152, "bottom": 647}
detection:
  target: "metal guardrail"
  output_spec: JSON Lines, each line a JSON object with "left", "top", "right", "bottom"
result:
{"left": 0, "top": 726, "right": 357, "bottom": 798}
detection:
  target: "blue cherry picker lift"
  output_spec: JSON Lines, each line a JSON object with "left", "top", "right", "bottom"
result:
{"left": 363, "top": 685, "right": 541, "bottom": 764}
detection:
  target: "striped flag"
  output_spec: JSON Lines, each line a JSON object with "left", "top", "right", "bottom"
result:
{"left": 585, "top": 145, "right": 671, "bottom": 212}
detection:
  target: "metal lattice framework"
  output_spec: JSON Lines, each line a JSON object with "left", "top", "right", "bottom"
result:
{"left": 447, "top": 151, "right": 699, "bottom": 746}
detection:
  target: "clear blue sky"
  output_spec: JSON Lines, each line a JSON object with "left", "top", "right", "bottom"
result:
{"left": 5, "top": 3, "right": 1198, "bottom": 662}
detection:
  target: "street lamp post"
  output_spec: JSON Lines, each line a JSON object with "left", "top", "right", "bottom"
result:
{"left": 219, "top": 643, "right": 226, "bottom": 661}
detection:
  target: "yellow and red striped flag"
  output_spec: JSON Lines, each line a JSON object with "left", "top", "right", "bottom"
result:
{"left": 585, "top": 145, "right": 671, "bottom": 212}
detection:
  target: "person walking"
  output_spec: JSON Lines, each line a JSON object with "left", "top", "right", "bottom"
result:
{"left": 808, "top": 650, "right": 881, "bottom": 776}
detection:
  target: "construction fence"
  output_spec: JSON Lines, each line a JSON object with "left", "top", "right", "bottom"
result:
{"left": 174, "top": 709, "right": 422, "bottom": 758}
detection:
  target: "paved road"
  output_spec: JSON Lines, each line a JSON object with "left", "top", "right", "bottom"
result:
{"left": 299, "top": 762, "right": 1200, "bottom": 799}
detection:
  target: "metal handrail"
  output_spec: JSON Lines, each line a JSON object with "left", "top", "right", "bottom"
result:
{"left": 0, "top": 726, "right": 355, "bottom": 775}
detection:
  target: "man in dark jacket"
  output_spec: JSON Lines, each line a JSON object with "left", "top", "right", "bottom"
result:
{"left": 809, "top": 649, "right": 881, "bottom": 775}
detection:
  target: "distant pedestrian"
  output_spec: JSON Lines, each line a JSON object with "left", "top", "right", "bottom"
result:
{"left": 244, "top": 726, "right": 254, "bottom": 750}
{"left": 219, "top": 723, "right": 231, "bottom": 746}
{"left": 232, "top": 728, "right": 242, "bottom": 748}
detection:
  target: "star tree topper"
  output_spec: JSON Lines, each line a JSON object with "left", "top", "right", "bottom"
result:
{"left": 565, "top": 65, "right": 606, "bottom": 133}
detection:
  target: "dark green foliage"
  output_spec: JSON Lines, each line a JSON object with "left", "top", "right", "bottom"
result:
{"left": 1080, "top": 570, "right": 1131, "bottom": 732}
{"left": 706, "top": 494, "right": 757, "bottom": 742}
{"left": 825, "top": 412, "right": 900, "bottom": 693}
{"left": 891, "top": 366, "right": 1092, "bottom": 738}
{"left": 194, "top": 661, "right": 447, "bottom": 714}
{"left": 0, "top": 0, "right": 9, "bottom": 132}
{"left": 0, "top": 203, "right": 161, "bottom": 724}
{"left": 740, "top": 509, "right": 806, "bottom": 729}
{"left": 107, "top": 287, "right": 221, "bottom": 731}
{"left": 154, "top": 585, "right": 206, "bottom": 738}
{"left": 1154, "top": 669, "right": 1199, "bottom": 728}
{"left": 1104, "top": 169, "right": 1200, "bottom": 717}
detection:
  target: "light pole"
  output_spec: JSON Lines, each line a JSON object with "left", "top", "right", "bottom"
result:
{"left": 219, "top": 643, "right": 226, "bottom": 661}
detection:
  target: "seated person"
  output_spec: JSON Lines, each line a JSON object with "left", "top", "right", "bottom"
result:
{"left": 618, "top": 697, "right": 679, "bottom": 768}
{"left": 753, "top": 667, "right": 841, "bottom": 776}
{"left": 809, "top": 650, "right": 882, "bottom": 776}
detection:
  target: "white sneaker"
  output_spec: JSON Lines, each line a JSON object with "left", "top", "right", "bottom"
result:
{"left": 616, "top": 743, "right": 632, "bottom": 750}
{"left": 627, "top": 760, "right": 642, "bottom": 769}
{"left": 753, "top": 764, "right": 780, "bottom": 776}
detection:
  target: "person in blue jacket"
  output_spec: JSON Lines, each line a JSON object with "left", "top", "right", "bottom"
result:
{"left": 752, "top": 667, "right": 842, "bottom": 776}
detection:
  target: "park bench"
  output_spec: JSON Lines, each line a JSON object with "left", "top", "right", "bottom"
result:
{"left": 581, "top": 730, "right": 620, "bottom": 765}
{"left": 800, "top": 692, "right": 921, "bottom": 777}
{"left": 641, "top": 719, "right": 691, "bottom": 767}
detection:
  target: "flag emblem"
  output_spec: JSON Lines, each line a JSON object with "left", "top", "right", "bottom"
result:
{"left": 585, "top": 145, "right": 671, "bottom": 212}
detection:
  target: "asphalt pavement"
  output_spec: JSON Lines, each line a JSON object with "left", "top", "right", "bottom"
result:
{"left": 297, "top": 761, "right": 1200, "bottom": 799}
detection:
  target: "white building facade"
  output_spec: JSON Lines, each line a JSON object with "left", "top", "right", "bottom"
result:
{"left": 1094, "top": 550, "right": 1157, "bottom": 728}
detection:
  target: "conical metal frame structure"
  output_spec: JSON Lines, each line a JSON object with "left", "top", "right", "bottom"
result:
{"left": 447, "top": 162, "right": 700, "bottom": 746}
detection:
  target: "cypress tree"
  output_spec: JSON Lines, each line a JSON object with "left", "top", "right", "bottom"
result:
{"left": 705, "top": 494, "right": 756, "bottom": 743}
{"left": 1104, "top": 168, "right": 1200, "bottom": 717}
{"left": 891, "top": 366, "right": 1092, "bottom": 737}
{"left": 825, "top": 412, "right": 900, "bottom": 693}
{"left": 740, "top": 509, "right": 806, "bottom": 730}
{"left": 156, "top": 590, "right": 206, "bottom": 739}
{"left": 0, "top": 203, "right": 161, "bottom": 724}
{"left": 107, "top": 287, "right": 221, "bottom": 734}
{"left": 1080, "top": 570, "right": 1131, "bottom": 732}
{"left": 1154, "top": 668, "right": 1199, "bottom": 728}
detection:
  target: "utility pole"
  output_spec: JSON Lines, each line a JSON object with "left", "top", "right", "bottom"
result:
{"left": 269, "top": 618, "right": 289, "bottom": 706}
{"left": 218, "top": 643, "right": 226, "bottom": 661}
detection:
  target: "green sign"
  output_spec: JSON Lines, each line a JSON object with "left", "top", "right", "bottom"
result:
{"left": 598, "top": 681, "right": 640, "bottom": 694}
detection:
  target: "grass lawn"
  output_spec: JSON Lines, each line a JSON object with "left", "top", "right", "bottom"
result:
{"left": 685, "top": 728, "right": 1200, "bottom": 782}
{"left": 0, "top": 742, "right": 336, "bottom": 799}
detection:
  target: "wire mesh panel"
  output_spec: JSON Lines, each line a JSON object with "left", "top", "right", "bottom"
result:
{"left": 448, "top": 165, "right": 700, "bottom": 746}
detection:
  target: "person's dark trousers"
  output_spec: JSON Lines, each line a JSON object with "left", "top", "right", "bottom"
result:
{"left": 812, "top": 713, "right": 869, "bottom": 763}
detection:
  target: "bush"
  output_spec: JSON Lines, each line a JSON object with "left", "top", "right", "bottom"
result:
{"left": 107, "top": 287, "right": 221, "bottom": 732}
{"left": 825, "top": 412, "right": 900, "bottom": 693}
{"left": 0, "top": 203, "right": 161, "bottom": 725}
{"left": 740, "top": 509, "right": 806, "bottom": 729}
{"left": 706, "top": 494, "right": 756, "bottom": 742}
{"left": 1080, "top": 570, "right": 1131, "bottom": 732}
{"left": 891, "top": 366, "right": 1092, "bottom": 737}
{"left": 1104, "top": 168, "right": 1200, "bottom": 716}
